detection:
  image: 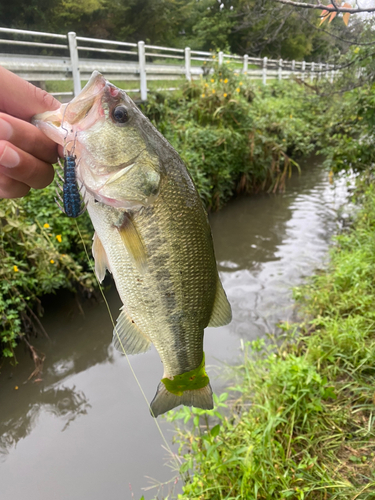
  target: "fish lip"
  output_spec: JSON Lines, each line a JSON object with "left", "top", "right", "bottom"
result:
{"left": 32, "top": 71, "right": 108, "bottom": 137}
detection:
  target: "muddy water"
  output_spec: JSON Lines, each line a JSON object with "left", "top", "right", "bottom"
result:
{"left": 0, "top": 160, "right": 352, "bottom": 500}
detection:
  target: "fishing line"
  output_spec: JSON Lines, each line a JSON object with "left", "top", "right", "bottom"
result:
{"left": 75, "top": 221, "right": 181, "bottom": 471}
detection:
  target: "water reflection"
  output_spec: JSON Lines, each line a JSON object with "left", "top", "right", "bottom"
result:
{"left": 209, "top": 161, "right": 352, "bottom": 341}
{"left": 0, "top": 384, "right": 90, "bottom": 460}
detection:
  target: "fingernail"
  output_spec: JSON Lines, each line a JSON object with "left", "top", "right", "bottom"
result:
{"left": 0, "top": 118, "right": 13, "bottom": 141}
{"left": 0, "top": 146, "right": 20, "bottom": 168}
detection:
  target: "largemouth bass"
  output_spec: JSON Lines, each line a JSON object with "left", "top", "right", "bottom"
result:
{"left": 33, "top": 71, "right": 232, "bottom": 417}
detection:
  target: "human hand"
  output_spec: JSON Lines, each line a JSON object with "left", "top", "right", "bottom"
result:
{"left": 0, "top": 66, "right": 60, "bottom": 198}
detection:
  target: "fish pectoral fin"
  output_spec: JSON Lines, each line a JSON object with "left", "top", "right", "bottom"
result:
{"left": 92, "top": 231, "right": 111, "bottom": 283}
{"left": 116, "top": 213, "right": 148, "bottom": 273}
{"left": 207, "top": 278, "right": 232, "bottom": 328}
{"left": 112, "top": 308, "right": 151, "bottom": 355}
{"left": 150, "top": 382, "right": 213, "bottom": 418}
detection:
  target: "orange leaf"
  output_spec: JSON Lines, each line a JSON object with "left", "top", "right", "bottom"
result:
{"left": 343, "top": 11, "right": 350, "bottom": 25}
{"left": 342, "top": 2, "right": 352, "bottom": 7}
{"left": 329, "top": 11, "right": 337, "bottom": 22}
{"left": 319, "top": 10, "right": 330, "bottom": 25}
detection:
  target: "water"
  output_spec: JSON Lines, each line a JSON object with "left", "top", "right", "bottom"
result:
{"left": 0, "top": 160, "right": 352, "bottom": 500}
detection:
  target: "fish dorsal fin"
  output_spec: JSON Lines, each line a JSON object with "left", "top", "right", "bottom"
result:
{"left": 207, "top": 278, "right": 232, "bottom": 328}
{"left": 112, "top": 307, "right": 151, "bottom": 355}
{"left": 92, "top": 231, "right": 110, "bottom": 283}
{"left": 116, "top": 213, "right": 147, "bottom": 273}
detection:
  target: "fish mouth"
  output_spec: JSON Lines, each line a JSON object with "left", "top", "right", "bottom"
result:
{"left": 32, "top": 71, "right": 110, "bottom": 146}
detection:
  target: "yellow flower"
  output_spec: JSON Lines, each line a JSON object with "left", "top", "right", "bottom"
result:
{"left": 239, "top": 82, "right": 243, "bottom": 86}
{"left": 244, "top": 71, "right": 247, "bottom": 75}
{"left": 56, "top": 234, "right": 62, "bottom": 243}
{"left": 290, "top": 115, "right": 293, "bottom": 119}
{"left": 43, "top": 223, "right": 50, "bottom": 229}
{"left": 212, "top": 55, "right": 216, "bottom": 59}
{"left": 220, "top": 79, "right": 223, "bottom": 82}
{"left": 50, "top": 259, "right": 55, "bottom": 264}
{"left": 13, "top": 265, "right": 19, "bottom": 272}
{"left": 14, "top": 386, "right": 18, "bottom": 390}
{"left": 212, "top": 89, "right": 216, "bottom": 94}
{"left": 211, "top": 79, "right": 214, "bottom": 83}
{"left": 226, "top": 60, "right": 229, "bottom": 64}
{"left": 223, "top": 93, "right": 228, "bottom": 97}
{"left": 201, "top": 94, "right": 205, "bottom": 97}
{"left": 236, "top": 88, "right": 240, "bottom": 92}
{"left": 204, "top": 83, "right": 209, "bottom": 87}
{"left": 224, "top": 79, "right": 228, "bottom": 83}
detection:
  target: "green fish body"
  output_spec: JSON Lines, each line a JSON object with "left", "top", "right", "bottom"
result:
{"left": 33, "top": 72, "right": 232, "bottom": 416}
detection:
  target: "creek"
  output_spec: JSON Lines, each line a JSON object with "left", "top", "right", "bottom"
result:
{"left": 0, "top": 158, "right": 352, "bottom": 500}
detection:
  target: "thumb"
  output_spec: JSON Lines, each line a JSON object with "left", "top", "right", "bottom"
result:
{"left": 0, "top": 66, "right": 60, "bottom": 121}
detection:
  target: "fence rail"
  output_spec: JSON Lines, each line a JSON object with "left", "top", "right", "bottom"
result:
{"left": 0, "top": 27, "right": 335, "bottom": 100}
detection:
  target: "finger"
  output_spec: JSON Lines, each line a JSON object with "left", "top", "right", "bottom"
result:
{"left": 0, "top": 173, "right": 30, "bottom": 198}
{"left": 0, "top": 141, "right": 54, "bottom": 189}
{"left": 0, "top": 67, "right": 60, "bottom": 121}
{"left": 0, "top": 113, "right": 58, "bottom": 165}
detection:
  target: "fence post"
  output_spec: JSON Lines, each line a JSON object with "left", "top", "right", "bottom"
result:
{"left": 292, "top": 60, "right": 295, "bottom": 72}
{"left": 262, "top": 56, "right": 267, "bottom": 85}
{"left": 319, "top": 62, "right": 323, "bottom": 81}
{"left": 278, "top": 58, "right": 283, "bottom": 81}
{"left": 330, "top": 65, "right": 334, "bottom": 83}
{"left": 218, "top": 51, "right": 224, "bottom": 66}
{"left": 311, "top": 62, "right": 315, "bottom": 82}
{"left": 325, "top": 62, "right": 329, "bottom": 79}
{"left": 243, "top": 54, "right": 248, "bottom": 73}
{"left": 185, "top": 47, "right": 191, "bottom": 82}
{"left": 138, "top": 41, "right": 147, "bottom": 101}
{"left": 302, "top": 60, "right": 306, "bottom": 82}
{"left": 68, "top": 32, "right": 81, "bottom": 96}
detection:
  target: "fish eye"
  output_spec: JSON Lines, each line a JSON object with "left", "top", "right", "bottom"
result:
{"left": 112, "top": 105, "right": 129, "bottom": 124}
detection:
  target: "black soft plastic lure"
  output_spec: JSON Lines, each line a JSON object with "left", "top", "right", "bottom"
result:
{"left": 55, "top": 139, "right": 87, "bottom": 218}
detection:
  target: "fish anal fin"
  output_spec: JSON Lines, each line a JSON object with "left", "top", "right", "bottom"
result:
{"left": 113, "top": 308, "right": 151, "bottom": 355}
{"left": 207, "top": 278, "right": 232, "bottom": 328}
{"left": 115, "top": 213, "right": 147, "bottom": 273}
{"left": 150, "top": 382, "right": 213, "bottom": 418}
{"left": 92, "top": 231, "right": 110, "bottom": 283}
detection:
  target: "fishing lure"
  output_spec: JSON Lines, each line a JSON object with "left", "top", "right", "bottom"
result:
{"left": 55, "top": 134, "right": 87, "bottom": 218}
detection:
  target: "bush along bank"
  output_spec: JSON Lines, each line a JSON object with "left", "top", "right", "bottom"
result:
{"left": 165, "top": 176, "right": 375, "bottom": 499}
{"left": 142, "top": 63, "right": 323, "bottom": 211}
{"left": 0, "top": 184, "right": 95, "bottom": 362}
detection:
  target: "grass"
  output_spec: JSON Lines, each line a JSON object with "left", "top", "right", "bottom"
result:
{"left": 164, "top": 174, "right": 375, "bottom": 500}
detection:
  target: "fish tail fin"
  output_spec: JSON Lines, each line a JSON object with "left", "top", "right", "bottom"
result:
{"left": 149, "top": 382, "right": 213, "bottom": 418}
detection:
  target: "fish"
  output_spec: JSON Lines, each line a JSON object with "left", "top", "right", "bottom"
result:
{"left": 32, "top": 71, "right": 232, "bottom": 417}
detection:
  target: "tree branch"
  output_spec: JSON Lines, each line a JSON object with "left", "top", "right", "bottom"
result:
{"left": 296, "top": 11, "right": 375, "bottom": 46}
{"left": 274, "top": 0, "right": 375, "bottom": 13}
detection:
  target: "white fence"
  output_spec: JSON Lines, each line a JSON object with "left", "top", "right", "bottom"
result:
{"left": 0, "top": 27, "right": 335, "bottom": 100}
